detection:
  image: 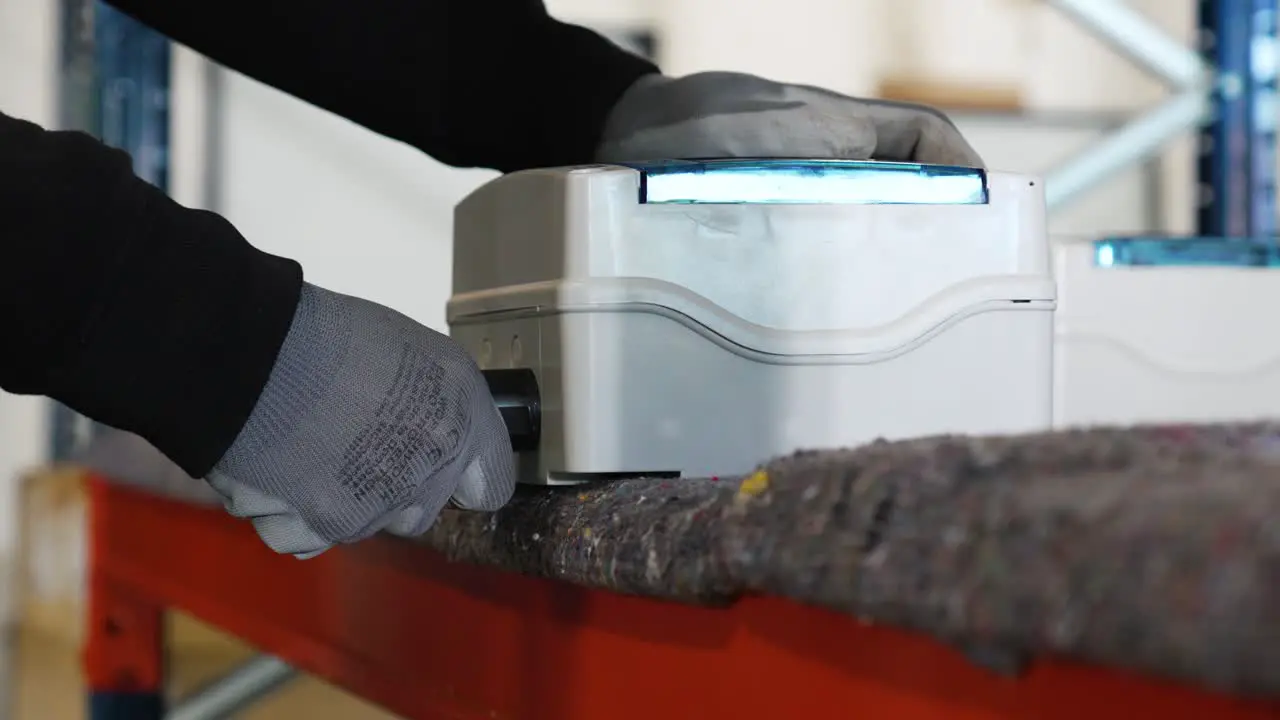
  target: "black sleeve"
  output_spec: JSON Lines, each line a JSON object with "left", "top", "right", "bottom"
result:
{"left": 105, "top": 0, "right": 660, "bottom": 172}
{"left": 1, "top": 1, "right": 654, "bottom": 478}
{"left": 0, "top": 110, "right": 303, "bottom": 478}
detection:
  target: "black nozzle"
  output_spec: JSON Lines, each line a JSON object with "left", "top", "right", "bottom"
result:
{"left": 481, "top": 368, "right": 541, "bottom": 452}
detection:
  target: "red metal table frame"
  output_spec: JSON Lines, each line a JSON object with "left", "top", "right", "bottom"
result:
{"left": 82, "top": 476, "right": 1280, "bottom": 719}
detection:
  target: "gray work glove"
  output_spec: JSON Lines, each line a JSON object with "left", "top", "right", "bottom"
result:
{"left": 204, "top": 283, "right": 516, "bottom": 558}
{"left": 596, "top": 71, "right": 983, "bottom": 167}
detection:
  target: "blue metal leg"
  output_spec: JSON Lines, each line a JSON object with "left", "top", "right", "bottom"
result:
{"left": 1247, "top": 1, "right": 1278, "bottom": 236}
{"left": 1196, "top": 0, "right": 1278, "bottom": 237}
{"left": 88, "top": 691, "right": 164, "bottom": 720}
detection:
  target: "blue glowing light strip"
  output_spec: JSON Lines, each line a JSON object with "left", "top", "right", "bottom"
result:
{"left": 626, "top": 159, "right": 989, "bottom": 205}
{"left": 1094, "top": 235, "right": 1280, "bottom": 267}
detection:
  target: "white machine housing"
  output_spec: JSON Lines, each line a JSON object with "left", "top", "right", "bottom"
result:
{"left": 1053, "top": 236, "right": 1280, "bottom": 427}
{"left": 449, "top": 161, "right": 1055, "bottom": 484}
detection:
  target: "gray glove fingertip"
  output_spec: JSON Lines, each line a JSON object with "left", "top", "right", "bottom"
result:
{"left": 916, "top": 118, "right": 985, "bottom": 168}
{"left": 383, "top": 504, "right": 432, "bottom": 537}
{"left": 451, "top": 456, "right": 516, "bottom": 511}
{"left": 207, "top": 473, "right": 333, "bottom": 557}
{"left": 206, "top": 472, "right": 287, "bottom": 519}
{"left": 382, "top": 466, "right": 463, "bottom": 538}
{"left": 450, "top": 406, "right": 517, "bottom": 512}
{"left": 251, "top": 514, "right": 333, "bottom": 558}
{"left": 932, "top": 139, "right": 985, "bottom": 168}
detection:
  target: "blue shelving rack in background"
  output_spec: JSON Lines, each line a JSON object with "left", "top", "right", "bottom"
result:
{"left": 1196, "top": 0, "right": 1277, "bottom": 238}
{"left": 51, "top": 2, "right": 171, "bottom": 464}
{"left": 57, "top": 4, "right": 173, "bottom": 713}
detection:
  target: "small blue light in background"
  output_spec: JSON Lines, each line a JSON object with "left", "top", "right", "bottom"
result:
{"left": 623, "top": 159, "right": 988, "bottom": 205}
{"left": 1096, "top": 243, "right": 1116, "bottom": 267}
{"left": 1093, "top": 236, "right": 1280, "bottom": 267}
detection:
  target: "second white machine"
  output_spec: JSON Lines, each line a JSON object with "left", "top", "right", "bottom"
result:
{"left": 448, "top": 159, "right": 1055, "bottom": 484}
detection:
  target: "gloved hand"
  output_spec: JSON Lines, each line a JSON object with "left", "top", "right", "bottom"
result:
{"left": 205, "top": 283, "right": 516, "bottom": 558}
{"left": 596, "top": 71, "right": 983, "bottom": 167}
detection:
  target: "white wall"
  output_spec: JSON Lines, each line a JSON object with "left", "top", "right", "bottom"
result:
{"left": 0, "top": 0, "right": 58, "bottom": 589}
{"left": 211, "top": 74, "right": 495, "bottom": 330}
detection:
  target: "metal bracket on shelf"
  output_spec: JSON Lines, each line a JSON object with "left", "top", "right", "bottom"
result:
{"left": 1041, "top": 0, "right": 1214, "bottom": 212}
{"left": 1042, "top": 0, "right": 1277, "bottom": 237}
{"left": 165, "top": 656, "right": 298, "bottom": 720}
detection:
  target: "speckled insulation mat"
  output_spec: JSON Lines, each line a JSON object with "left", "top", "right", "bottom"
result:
{"left": 80, "top": 422, "right": 1280, "bottom": 697}
{"left": 421, "top": 423, "right": 1280, "bottom": 698}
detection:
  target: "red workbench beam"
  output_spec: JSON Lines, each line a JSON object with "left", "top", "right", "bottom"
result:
{"left": 83, "top": 477, "right": 1279, "bottom": 720}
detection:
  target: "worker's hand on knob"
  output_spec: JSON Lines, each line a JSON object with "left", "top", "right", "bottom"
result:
{"left": 596, "top": 71, "right": 984, "bottom": 168}
{"left": 204, "top": 283, "right": 517, "bottom": 558}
